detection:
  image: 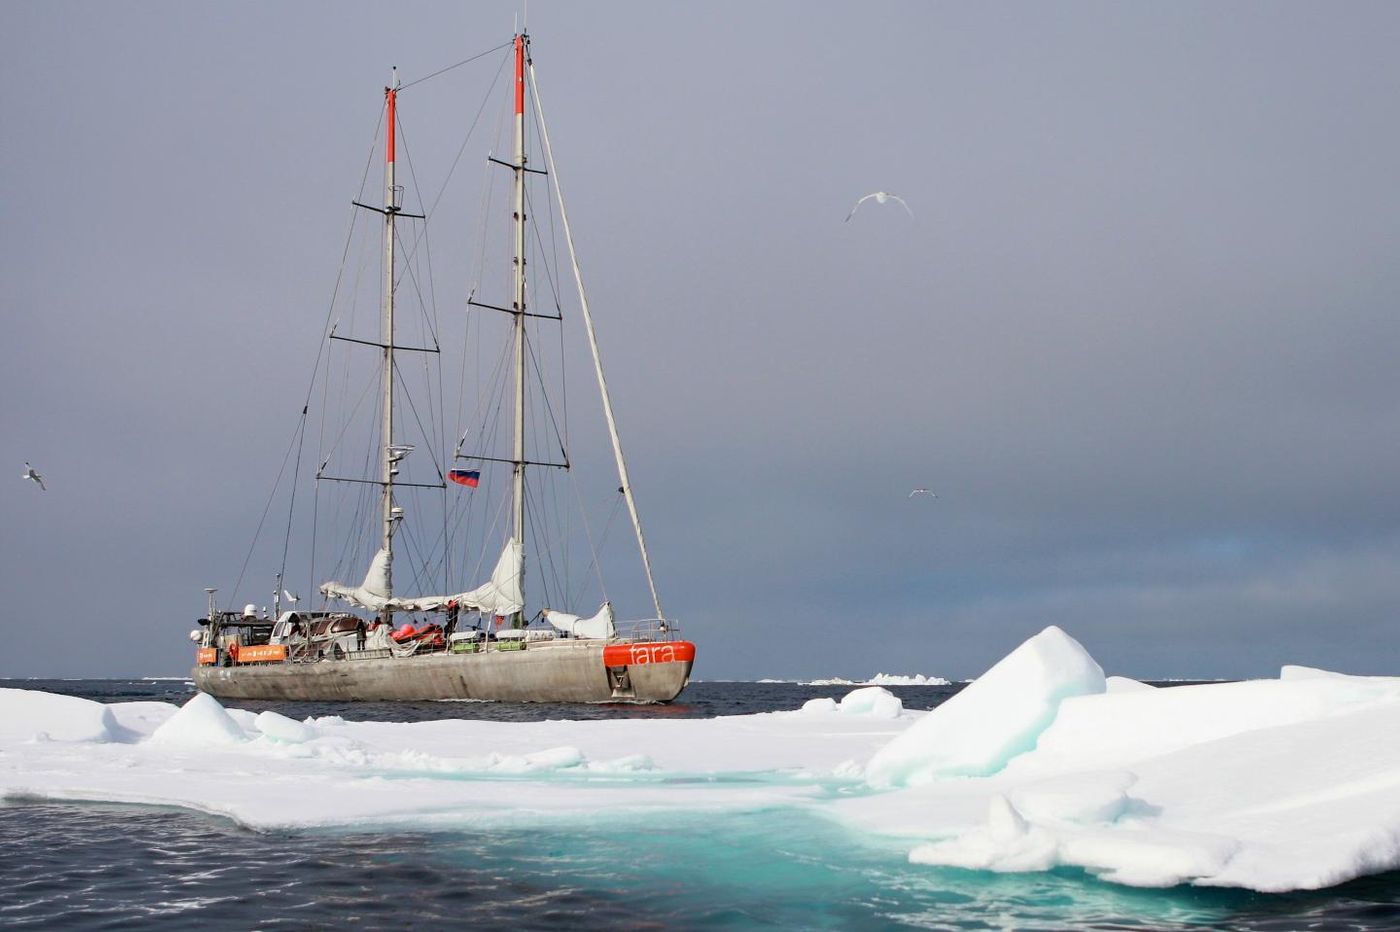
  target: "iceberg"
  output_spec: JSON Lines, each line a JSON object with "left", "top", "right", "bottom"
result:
{"left": 864, "top": 625, "right": 1105, "bottom": 785}
{"left": 4, "top": 627, "right": 1400, "bottom": 894}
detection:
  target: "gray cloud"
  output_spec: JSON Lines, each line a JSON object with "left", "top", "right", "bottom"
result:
{"left": 4, "top": 2, "right": 1399, "bottom": 681}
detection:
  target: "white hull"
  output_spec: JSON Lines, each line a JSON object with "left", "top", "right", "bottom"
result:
{"left": 192, "top": 639, "right": 694, "bottom": 703}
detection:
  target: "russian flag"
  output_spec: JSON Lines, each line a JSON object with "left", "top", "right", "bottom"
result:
{"left": 448, "top": 469, "right": 481, "bottom": 488}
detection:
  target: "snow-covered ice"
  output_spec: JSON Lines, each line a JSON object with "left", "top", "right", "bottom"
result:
{"left": 4, "top": 625, "right": 1400, "bottom": 894}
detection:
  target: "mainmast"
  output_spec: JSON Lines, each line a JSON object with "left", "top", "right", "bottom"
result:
{"left": 381, "top": 69, "right": 400, "bottom": 608}
{"left": 510, "top": 33, "right": 528, "bottom": 625}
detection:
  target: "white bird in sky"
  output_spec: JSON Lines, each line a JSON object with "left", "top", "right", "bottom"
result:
{"left": 282, "top": 589, "right": 301, "bottom": 604}
{"left": 22, "top": 462, "right": 45, "bottom": 491}
{"left": 908, "top": 488, "right": 936, "bottom": 499}
{"left": 845, "top": 191, "right": 914, "bottom": 223}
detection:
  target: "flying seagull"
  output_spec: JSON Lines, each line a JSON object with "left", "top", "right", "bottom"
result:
{"left": 908, "top": 488, "right": 936, "bottom": 499}
{"left": 22, "top": 462, "right": 45, "bottom": 491}
{"left": 282, "top": 589, "right": 301, "bottom": 604}
{"left": 845, "top": 191, "right": 914, "bottom": 223}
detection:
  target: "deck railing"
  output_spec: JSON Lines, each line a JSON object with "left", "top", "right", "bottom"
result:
{"left": 616, "top": 618, "right": 680, "bottom": 642}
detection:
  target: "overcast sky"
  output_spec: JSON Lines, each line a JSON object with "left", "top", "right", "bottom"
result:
{"left": 4, "top": 1, "right": 1399, "bottom": 680}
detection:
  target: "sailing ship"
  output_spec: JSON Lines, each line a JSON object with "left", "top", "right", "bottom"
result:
{"left": 190, "top": 33, "right": 695, "bottom": 702}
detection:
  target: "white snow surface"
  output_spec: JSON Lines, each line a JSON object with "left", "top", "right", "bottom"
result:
{"left": 4, "top": 627, "right": 1400, "bottom": 894}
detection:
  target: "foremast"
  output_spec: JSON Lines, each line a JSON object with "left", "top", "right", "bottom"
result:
{"left": 381, "top": 70, "right": 401, "bottom": 612}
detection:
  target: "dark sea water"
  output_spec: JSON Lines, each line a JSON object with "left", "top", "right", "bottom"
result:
{"left": 3, "top": 677, "right": 965, "bottom": 723}
{"left": 4, "top": 678, "right": 1400, "bottom": 930}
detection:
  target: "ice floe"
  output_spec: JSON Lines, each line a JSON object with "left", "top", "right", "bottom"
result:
{"left": 794, "top": 686, "right": 904, "bottom": 719}
{"left": 4, "top": 626, "right": 1400, "bottom": 894}
{"left": 805, "top": 673, "right": 951, "bottom": 686}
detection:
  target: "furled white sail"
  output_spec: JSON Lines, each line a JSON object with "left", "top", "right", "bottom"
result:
{"left": 320, "top": 539, "right": 525, "bottom": 616}
{"left": 440, "top": 538, "right": 525, "bottom": 616}
{"left": 544, "top": 603, "right": 615, "bottom": 640}
{"left": 320, "top": 547, "right": 391, "bottom": 610}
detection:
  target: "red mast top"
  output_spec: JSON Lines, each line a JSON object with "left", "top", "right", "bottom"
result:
{"left": 385, "top": 84, "right": 397, "bottom": 165}
{"left": 514, "top": 35, "right": 525, "bottom": 116}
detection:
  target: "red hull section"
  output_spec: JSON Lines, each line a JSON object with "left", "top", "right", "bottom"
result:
{"left": 603, "top": 641, "right": 696, "bottom": 668}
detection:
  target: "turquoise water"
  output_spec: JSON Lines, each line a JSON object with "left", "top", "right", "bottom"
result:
{"left": 7, "top": 800, "right": 1397, "bottom": 929}
{"left": 417, "top": 808, "right": 1376, "bottom": 930}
